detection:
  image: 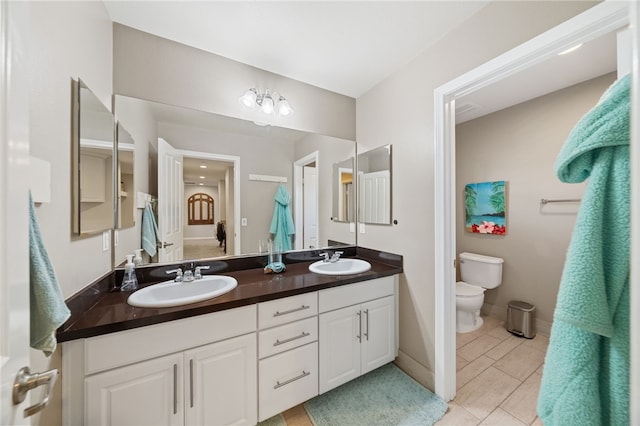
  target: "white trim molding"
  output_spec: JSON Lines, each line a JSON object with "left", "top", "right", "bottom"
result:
{"left": 434, "top": 1, "right": 631, "bottom": 402}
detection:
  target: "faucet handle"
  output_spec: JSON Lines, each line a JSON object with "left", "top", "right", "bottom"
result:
{"left": 166, "top": 268, "right": 183, "bottom": 282}
{"left": 194, "top": 265, "right": 210, "bottom": 279}
{"left": 331, "top": 251, "right": 344, "bottom": 261}
{"left": 319, "top": 252, "right": 330, "bottom": 262}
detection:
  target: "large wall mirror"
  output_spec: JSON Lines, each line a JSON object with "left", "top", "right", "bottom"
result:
{"left": 116, "top": 122, "right": 135, "bottom": 229}
{"left": 114, "top": 95, "right": 356, "bottom": 265}
{"left": 71, "top": 79, "right": 115, "bottom": 236}
{"left": 358, "top": 144, "right": 392, "bottom": 225}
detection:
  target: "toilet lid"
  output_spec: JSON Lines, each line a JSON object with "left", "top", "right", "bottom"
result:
{"left": 456, "top": 281, "right": 484, "bottom": 297}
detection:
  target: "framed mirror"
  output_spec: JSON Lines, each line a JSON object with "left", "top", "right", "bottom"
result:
{"left": 358, "top": 144, "right": 392, "bottom": 225}
{"left": 113, "top": 95, "right": 357, "bottom": 265}
{"left": 116, "top": 122, "right": 135, "bottom": 229}
{"left": 332, "top": 157, "right": 355, "bottom": 223}
{"left": 71, "top": 79, "right": 115, "bottom": 236}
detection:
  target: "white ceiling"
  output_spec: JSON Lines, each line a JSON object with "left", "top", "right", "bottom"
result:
{"left": 104, "top": 1, "right": 490, "bottom": 98}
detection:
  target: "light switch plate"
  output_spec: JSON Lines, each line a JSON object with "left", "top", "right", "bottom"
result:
{"left": 102, "top": 230, "right": 110, "bottom": 252}
{"left": 359, "top": 223, "right": 366, "bottom": 234}
{"left": 241, "top": 218, "right": 248, "bottom": 226}
{"left": 349, "top": 222, "right": 355, "bottom": 233}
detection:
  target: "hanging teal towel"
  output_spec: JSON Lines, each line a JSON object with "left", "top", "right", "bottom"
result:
{"left": 142, "top": 204, "right": 159, "bottom": 257}
{"left": 29, "top": 192, "right": 70, "bottom": 356}
{"left": 269, "top": 184, "right": 295, "bottom": 252}
{"left": 538, "top": 74, "right": 630, "bottom": 425}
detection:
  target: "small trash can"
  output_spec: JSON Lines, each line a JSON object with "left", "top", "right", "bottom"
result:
{"left": 506, "top": 301, "right": 536, "bottom": 339}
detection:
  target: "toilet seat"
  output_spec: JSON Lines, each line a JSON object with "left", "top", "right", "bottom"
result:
{"left": 456, "top": 281, "right": 484, "bottom": 297}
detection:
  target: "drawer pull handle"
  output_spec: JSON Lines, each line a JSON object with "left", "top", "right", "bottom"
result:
{"left": 274, "top": 332, "right": 310, "bottom": 346}
{"left": 274, "top": 371, "right": 310, "bottom": 389}
{"left": 274, "top": 305, "right": 310, "bottom": 317}
{"left": 357, "top": 311, "right": 362, "bottom": 342}
{"left": 173, "top": 364, "right": 178, "bottom": 415}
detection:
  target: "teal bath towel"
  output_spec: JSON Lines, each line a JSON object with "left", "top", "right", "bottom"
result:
{"left": 142, "top": 204, "right": 159, "bottom": 257}
{"left": 538, "top": 75, "right": 630, "bottom": 425}
{"left": 29, "top": 192, "right": 70, "bottom": 356}
{"left": 269, "top": 184, "right": 295, "bottom": 252}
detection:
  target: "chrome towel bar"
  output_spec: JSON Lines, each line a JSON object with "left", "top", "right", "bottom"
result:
{"left": 540, "top": 198, "right": 581, "bottom": 205}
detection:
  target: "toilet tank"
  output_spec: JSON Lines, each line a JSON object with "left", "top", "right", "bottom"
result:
{"left": 459, "top": 252, "right": 504, "bottom": 289}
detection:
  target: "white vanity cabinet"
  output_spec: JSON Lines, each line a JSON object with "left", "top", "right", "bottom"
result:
{"left": 63, "top": 305, "right": 257, "bottom": 426}
{"left": 257, "top": 293, "right": 319, "bottom": 422}
{"left": 318, "top": 276, "right": 397, "bottom": 394}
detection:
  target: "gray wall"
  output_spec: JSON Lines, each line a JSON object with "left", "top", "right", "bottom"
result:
{"left": 355, "top": 1, "right": 596, "bottom": 390}
{"left": 456, "top": 73, "right": 616, "bottom": 332}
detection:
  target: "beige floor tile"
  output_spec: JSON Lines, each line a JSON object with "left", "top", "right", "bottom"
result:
{"left": 521, "top": 334, "right": 549, "bottom": 353}
{"left": 536, "top": 363, "right": 545, "bottom": 375}
{"left": 485, "top": 335, "right": 524, "bottom": 361}
{"left": 479, "top": 316, "right": 503, "bottom": 333}
{"left": 458, "top": 334, "right": 503, "bottom": 362}
{"left": 455, "top": 367, "right": 521, "bottom": 421}
{"left": 493, "top": 344, "right": 545, "bottom": 381}
{"left": 531, "top": 416, "right": 544, "bottom": 425}
{"left": 487, "top": 324, "right": 513, "bottom": 341}
{"left": 435, "top": 402, "right": 481, "bottom": 426}
{"left": 282, "top": 405, "right": 313, "bottom": 426}
{"left": 479, "top": 408, "right": 526, "bottom": 426}
{"left": 501, "top": 372, "right": 542, "bottom": 425}
{"left": 457, "top": 355, "right": 495, "bottom": 390}
{"left": 457, "top": 330, "right": 483, "bottom": 349}
{"left": 458, "top": 355, "right": 471, "bottom": 371}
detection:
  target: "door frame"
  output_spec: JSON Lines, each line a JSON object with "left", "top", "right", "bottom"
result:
{"left": 179, "top": 149, "right": 241, "bottom": 255}
{"left": 433, "top": 1, "right": 632, "bottom": 403}
{"left": 293, "top": 151, "right": 319, "bottom": 250}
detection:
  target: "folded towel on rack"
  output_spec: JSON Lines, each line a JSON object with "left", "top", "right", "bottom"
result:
{"left": 142, "top": 204, "right": 159, "bottom": 257}
{"left": 29, "top": 192, "right": 70, "bottom": 356}
{"left": 538, "top": 74, "right": 630, "bottom": 425}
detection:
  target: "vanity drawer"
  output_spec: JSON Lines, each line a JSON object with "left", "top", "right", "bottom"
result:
{"left": 258, "top": 342, "right": 318, "bottom": 422}
{"left": 259, "top": 316, "right": 318, "bottom": 359}
{"left": 319, "top": 276, "right": 394, "bottom": 313}
{"left": 258, "top": 292, "right": 318, "bottom": 329}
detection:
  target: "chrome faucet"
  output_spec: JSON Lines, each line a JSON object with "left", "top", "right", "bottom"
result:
{"left": 319, "top": 251, "right": 344, "bottom": 263}
{"left": 166, "top": 268, "right": 183, "bottom": 282}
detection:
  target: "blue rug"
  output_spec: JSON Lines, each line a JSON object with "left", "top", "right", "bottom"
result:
{"left": 304, "top": 363, "right": 448, "bottom": 426}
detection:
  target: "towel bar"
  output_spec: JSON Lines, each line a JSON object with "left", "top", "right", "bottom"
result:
{"left": 540, "top": 198, "right": 581, "bottom": 205}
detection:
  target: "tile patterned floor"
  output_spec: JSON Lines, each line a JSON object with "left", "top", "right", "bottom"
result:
{"left": 436, "top": 316, "right": 549, "bottom": 426}
{"left": 282, "top": 315, "right": 549, "bottom": 426}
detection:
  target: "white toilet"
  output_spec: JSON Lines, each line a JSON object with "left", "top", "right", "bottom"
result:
{"left": 456, "top": 252, "right": 504, "bottom": 333}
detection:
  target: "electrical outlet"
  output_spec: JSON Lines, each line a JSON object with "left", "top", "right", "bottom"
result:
{"left": 349, "top": 222, "right": 355, "bottom": 233}
{"left": 359, "top": 223, "right": 366, "bottom": 234}
{"left": 114, "top": 230, "right": 119, "bottom": 246}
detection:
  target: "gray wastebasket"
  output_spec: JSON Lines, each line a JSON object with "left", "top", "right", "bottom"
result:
{"left": 506, "top": 301, "right": 536, "bottom": 339}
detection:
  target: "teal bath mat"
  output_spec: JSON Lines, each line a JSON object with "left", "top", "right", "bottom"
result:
{"left": 304, "top": 363, "right": 448, "bottom": 426}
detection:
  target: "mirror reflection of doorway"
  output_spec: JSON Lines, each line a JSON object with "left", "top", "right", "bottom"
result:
{"left": 294, "top": 151, "right": 320, "bottom": 250}
{"left": 181, "top": 155, "right": 237, "bottom": 260}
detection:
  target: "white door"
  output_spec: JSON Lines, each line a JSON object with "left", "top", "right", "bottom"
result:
{"left": 360, "top": 170, "right": 390, "bottom": 224}
{"left": 185, "top": 334, "right": 256, "bottom": 426}
{"left": 318, "top": 305, "right": 361, "bottom": 394}
{"left": 361, "top": 296, "right": 395, "bottom": 375}
{"left": 303, "top": 166, "right": 318, "bottom": 249}
{"left": 158, "top": 138, "right": 184, "bottom": 262}
{"left": 85, "top": 353, "right": 184, "bottom": 426}
{"left": 1, "top": 2, "right": 34, "bottom": 424}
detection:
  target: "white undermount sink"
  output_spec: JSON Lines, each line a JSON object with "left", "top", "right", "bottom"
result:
{"left": 127, "top": 275, "right": 238, "bottom": 308}
{"left": 308, "top": 258, "right": 372, "bottom": 276}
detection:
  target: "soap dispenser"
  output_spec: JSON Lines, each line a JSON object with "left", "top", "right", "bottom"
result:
{"left": 121, "top": 254, "right": 139, "bottom": 292}
{"left": 133, "top": 249, "right": 143, "bottom": 266}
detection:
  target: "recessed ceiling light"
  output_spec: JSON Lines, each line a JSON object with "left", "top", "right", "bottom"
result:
{"left": 558, "top": 43, "right": 583, "bottom": 56}
{"left": 199, "top": 183, "right": 204, "bottom": 186}
{"left": 199, "top": 176, "right": 205, "bottom": 179}
{"left": 200, "top": 164, "right": 207, "bottom": 169}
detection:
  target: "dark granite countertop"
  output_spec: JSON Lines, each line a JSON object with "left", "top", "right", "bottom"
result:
{"left": 57, "top": 247, "right": 402, "bottom": 342}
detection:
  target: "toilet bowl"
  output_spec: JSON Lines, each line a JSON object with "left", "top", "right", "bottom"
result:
{"left": 456, "top": 281, "right": 485, "bottom": 333}
{"left": 455, "top": 252, "right": 504, "bottom": 333}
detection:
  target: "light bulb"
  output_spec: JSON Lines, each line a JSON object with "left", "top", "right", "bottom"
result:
{"left": 278, "top": 96, "right": 294, "bottom": 116}
{"left": 238, "top": 88, "right": 257, "bottom": 109}
{"left": 261, "top": 92, "right": 274, "bottom": 115}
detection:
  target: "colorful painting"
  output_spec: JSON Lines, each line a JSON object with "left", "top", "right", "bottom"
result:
{"left": 465, "top": 181, "right": 506, "bottom": 235}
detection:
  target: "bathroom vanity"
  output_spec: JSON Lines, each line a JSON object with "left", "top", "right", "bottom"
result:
{"left": 58, "top": 248, "right": 402, "bottom": 425}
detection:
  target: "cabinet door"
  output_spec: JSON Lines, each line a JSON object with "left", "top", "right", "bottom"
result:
{"left": 85, "top": 353, "right": 183, "bottom": 426}
{"left": 185, "top": 333, "right": 257, "bottom": 426}
{"left": 361, "top": 296, "right": 395, "bottom": 375}
{"left": 318, "top": 304, "right": 361, "bottom": 394}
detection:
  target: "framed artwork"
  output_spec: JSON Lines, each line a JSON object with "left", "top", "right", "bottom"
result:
{"left": 465, "top": 181, "right": 506, "bottom": 235}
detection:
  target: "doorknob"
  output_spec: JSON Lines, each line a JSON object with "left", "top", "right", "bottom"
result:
{"left": 158, "top": 241, "right": 174, "bottom": 248}
{"left": 12, "top": 366, "right": 58, "bottom": 417}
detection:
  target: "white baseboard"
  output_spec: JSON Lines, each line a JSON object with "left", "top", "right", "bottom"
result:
{"left": 482, "top": 302, "right": 551, "bottom": 337}
{"left": 394, "top": 350, "right": 435, "bottom": 392}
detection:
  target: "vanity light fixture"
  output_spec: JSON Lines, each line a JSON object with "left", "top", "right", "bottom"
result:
{"left": 239, "top": 88, "right": 294, "bottom": 117}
